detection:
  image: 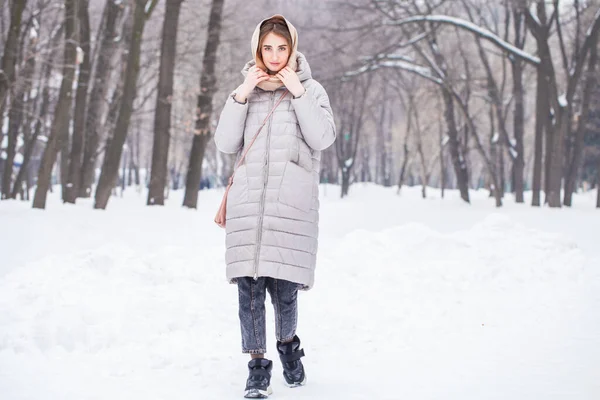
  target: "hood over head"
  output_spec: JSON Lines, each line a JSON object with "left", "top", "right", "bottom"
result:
{"left": 242, "top": 15, "right": 310, "bottom": 91}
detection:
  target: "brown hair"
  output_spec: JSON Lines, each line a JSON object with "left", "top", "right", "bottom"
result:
{"left": 257, "top": 16, "right": 292, "bottom": 62}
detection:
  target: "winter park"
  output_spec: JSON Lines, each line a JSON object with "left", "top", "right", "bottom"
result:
{"left": 1, "top": 0, "right": 600, "bottom": 399}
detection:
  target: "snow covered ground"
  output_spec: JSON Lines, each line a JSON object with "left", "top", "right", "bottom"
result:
{"left": 0, "top": 184, "right": 599, "bottom": 400}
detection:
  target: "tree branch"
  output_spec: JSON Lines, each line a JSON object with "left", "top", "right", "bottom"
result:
{"left": 566, "top": 7, "right": 600, "bottom": 101}
{"left": 385, "top": 14, "right": 540, "bottom": 65}
{"left": 143, "top": 0, "right": 160, "bottom": 19}
{"left": 553, "top": 0, "right": 570, "bottom": 79}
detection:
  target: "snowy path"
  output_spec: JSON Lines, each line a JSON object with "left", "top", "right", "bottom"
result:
{"left": 1, "top": 185, "right": 599, "bottom": 399}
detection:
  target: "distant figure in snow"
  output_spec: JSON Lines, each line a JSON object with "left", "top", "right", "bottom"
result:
{"left": 213, "top": 14, "right": 336, "bottom": 399}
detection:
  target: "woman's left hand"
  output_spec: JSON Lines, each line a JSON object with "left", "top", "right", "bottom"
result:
{"left": 276, "top": 67, "right": 306, "bottom": 98}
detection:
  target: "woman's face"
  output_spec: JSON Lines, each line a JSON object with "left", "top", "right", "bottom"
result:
{"left": 260, "top": 32, "right": 290, "bottom": 73}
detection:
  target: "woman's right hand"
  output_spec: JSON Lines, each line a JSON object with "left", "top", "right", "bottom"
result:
{"left": 236, "top": 67, "right": 270, "bottom": 102}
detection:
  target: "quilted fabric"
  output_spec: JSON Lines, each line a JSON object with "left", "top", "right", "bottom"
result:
{"left": 213, "top": 52, "right": 336, "bottom": 289}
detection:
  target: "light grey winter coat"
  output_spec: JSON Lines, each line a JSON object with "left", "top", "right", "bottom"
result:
{"left": 214, "top": 52, "right": 336, "bottom": 289}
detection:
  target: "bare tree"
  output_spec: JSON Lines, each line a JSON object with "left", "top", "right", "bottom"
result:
{"left": 0, "top": 0, "right": 28, "bottom": 124}
{"left": 521, "top": 0, "right": 600, "bottom": 207}
{"left": 10, "top": 20, "right": 63, "bottom": 200}
{"left": 79, "top": 0, "right": 124, "bottom": 198}
{"left": 403, "top": 10, "right": 471, "bottom": 203}
{"left": 32, "top": 0, "right": 79, "bottom": 209}
{"left": 182, "top": 0, "right": 225, "bottom": 209}
{"left": 334, "top": 75, "right": 372, "bottom": 197}
{"left": 365, "top": 6, "right": 541, "bottom": 203}
{"left": 6, "top": 0, "right": 597, "bottom": 210}
{"left": 510, "top": 6, "right": 527, "bottom": 204}
{"left": 437, "top": 109, "right": 446, "bottom": 198}
{"left": 64, "top": 0, "right": 91, "bottom": 204}
{"left": 365, "top": 0, "right": 599, "bottom": 208}
{"left": 390, "top": 74, "right": 432, "bottom": 197}
{"left": 564, "top": 14, "right": 599, "bottom": 206}
{"left": 413, "top": 98, "right": 431, "bottom": 198}
{"left": 94, "top": 0, "right": 159, "bottom": 209}
{"left": 2, "top": 16, "right": 37, "bottom": 199}
{"left": 147, "top": 0, "right": 183, "bottom": 206}
{"left": 463, "top": 0, "right": 526, "bottom": 203}
{"left": 374, "top": 81, "right": 393, "bottom": 186}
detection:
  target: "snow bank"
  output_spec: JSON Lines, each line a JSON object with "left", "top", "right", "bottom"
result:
{"left": 0, "top": 185, "right": 598, "bottom": 399}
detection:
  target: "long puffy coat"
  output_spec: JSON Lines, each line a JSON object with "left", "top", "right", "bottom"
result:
{"left": 213, "top": 52, "right": 336, "bottom": 289}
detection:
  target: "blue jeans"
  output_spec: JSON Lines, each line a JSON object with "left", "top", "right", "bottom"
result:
{"left": 237, "top": 277, "right": 300, "bottom": 354}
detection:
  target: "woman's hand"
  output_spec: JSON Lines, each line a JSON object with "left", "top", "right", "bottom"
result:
{"left": 276, "top": 67, "right": 305, "bottom": 98}
{"left": 236, "top": 66, "right": 270, "bottom": 102}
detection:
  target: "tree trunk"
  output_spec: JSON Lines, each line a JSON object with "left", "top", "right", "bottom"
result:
{"left": 2, "top": 34, "right": 35, "bottom": 199}
{"left": 597, "top": 160, "right": 600, "bottom": 208}
{"left": 385, "top": 99, "right": 394, "bottom": 187}
{"left": 147, "top": 0, "right": 183, "bottom": 206}
{"left": 418, "top": 141, "right": 427, "bottom": 198}
{"left": 511, "top": 8, "right": 526, "bottom": 203}
{"left": 11, "top": 26, "right": 59, "bottom": 199}
{"left": 439, "top": 117, "right": 445, "bottom": 198}
{"left": 512, "top": 58, "right": 526, "bottom": 203}
{"left": 362, "top": 148, "right": 371, "bottom": 182}
{"left": 12, "top": 103, "right": 46, "bottom": 199}
{"left": 60, "top": 123, "right": 70, "bottom": 197}
{"left": 397, "top": 99, "right": 412, "bottom": 195}
{"left": 183, "top": 0, "right": 225, "bottom": 208}
{"left": 397, "top": 144, "right": 409, "bottom": 194}
{"left": 532, "top": 72, "right": 547, "bottom": 206}
{"left": 0, "top": 0, "right": 27, "bottom": 121}
{"left": 64, "top": 0, "right": 91, "bottom": 204}
{"left": 376, "top": 85, "right": 388, "bottom": 185}
{"left": 103, "top": 61, "right": 126, "bottom": 147}
{"left": 442, "top": 89, "right": 470, "bottom": 203}
{"left": 10, "top": 97, "right": 33, "bottom": 200}
{"left": 79, "top": 0, "right": 123, "bottom": 198}
{"left": 547, "top": 108, "right": 567, "bottom": 207}
{"left": 414, "top": 102, "right": 428, "bottom": 198}
{"left": 499, "top": 146, "right": 506, "bottom": 197}
{"left": 522, "top": 2, "right": 556, "bottom": 206}
{"left": 341, "top": 168, "right": 350, "bottom": 197}
{"left": 452, "top": 92, "right": 501, "bottom": 207}
{"left": 121, "top": 146, "right": 127, "bottom": 193}
{"left": 127, "top": 135, "right": 136, "bottom": 186}
{"left": 540, "top": 10, "right": 600, "bottom": 207}
{"left": 95, "top": 0, "right": 157, "bottom": 209}
{"left": 564, "top": 42, "right": 598, "bottom": 206}
{"left": 134, "top": 122, "right": 141, "bottom": 186}
{"left": 543, "top": 110, "right": 554, "bottom": 203}
{"left": 473, "top": 32, "right": 511, "bottom": 201}
{"left": 490, "top": 106, "right": 498, "bottom": 198}
{"left": 32, "top": 0, "right": 79, "bottom": 209}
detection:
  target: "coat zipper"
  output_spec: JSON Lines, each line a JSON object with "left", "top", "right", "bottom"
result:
{"left": 253, "top": 91, "right": 277, "bottom": 280}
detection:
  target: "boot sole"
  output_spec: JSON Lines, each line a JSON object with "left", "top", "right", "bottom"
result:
{"left": 244, "top": 386, "right": 273, "bottom": 398}
{"left": 284, "top": 374, "right": 307, "bottom": 388}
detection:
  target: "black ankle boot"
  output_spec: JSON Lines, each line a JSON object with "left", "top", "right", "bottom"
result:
{"left": 276, "top": 335, "right": 306, "bottom": 387}
{"left": 244, "top": 358, "right": 273, "bottom": 398}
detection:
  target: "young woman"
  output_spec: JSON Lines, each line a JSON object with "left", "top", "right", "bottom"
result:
{"left": 213, "top": 14, "right": 336, "bottom": 399}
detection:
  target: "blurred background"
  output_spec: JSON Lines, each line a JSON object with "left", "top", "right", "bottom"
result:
{"left": 0, "top": 0, "right": 599, "bottom": 210}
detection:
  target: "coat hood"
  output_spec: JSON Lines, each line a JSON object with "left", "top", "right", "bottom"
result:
{"left": 242, "top": 15, "right": 311, "bottom": 90}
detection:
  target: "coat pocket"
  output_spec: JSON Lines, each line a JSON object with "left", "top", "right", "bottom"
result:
{"left": 278, "top": 161, "right": 313, "bottom": 212}
{"left": 227, "top": 164, "right": 249, "bottom": 210}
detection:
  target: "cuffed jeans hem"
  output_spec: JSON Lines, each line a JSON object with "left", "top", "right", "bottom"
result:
{"left": 277, "top": 334, "right": 296, "bottom": 343}
{"left": 242, "top": 349, "right": 267, "bottom": 355}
